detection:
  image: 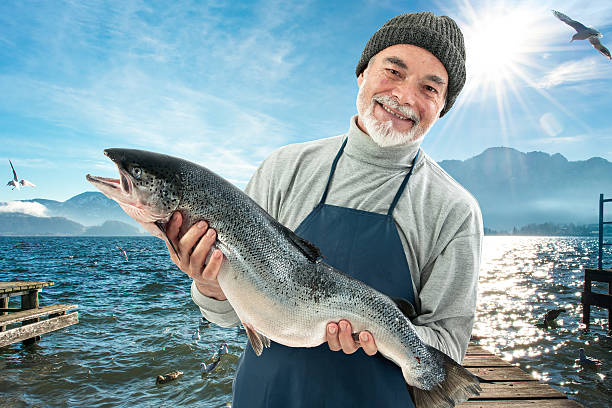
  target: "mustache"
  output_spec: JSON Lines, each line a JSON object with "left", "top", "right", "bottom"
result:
{"left": 372, "top": 95, "right": 420, "bottom": 124}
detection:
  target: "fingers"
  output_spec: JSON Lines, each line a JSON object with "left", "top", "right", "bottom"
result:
{"left": 359, "top": 331, "right": 377, "bottom": 356}
{"left": 326, "top": 323, "right": 341, "bottom": 351}
{"left": 326, "top": 320, "right": 378, "bottom": 356}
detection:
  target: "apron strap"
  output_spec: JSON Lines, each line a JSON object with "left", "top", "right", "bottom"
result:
{"left": 387, "top": 149, "right": 420, "bottom": 216}
{"left": 319, "top": 137, "right": 348, "bottom": 205}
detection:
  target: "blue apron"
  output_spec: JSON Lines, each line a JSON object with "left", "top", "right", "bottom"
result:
{"left": 233, "top": 138, "right": 418, "bottom": 407}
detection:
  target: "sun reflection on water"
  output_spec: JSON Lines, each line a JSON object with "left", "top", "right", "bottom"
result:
{"left": 474, "top": 236, "right": 611, "bottom": 407}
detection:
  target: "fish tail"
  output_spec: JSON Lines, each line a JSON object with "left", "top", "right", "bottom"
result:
{"left": 411, "top": 346, "right": 481, "bottom": 408}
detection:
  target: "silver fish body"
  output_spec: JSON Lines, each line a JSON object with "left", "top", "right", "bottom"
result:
{"left": 87, "top": 148, "right": 480, "bottom": 408}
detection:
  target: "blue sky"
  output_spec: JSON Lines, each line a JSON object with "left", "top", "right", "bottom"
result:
{"left": 1, "top": 0, "right": 611, "bottom": 205}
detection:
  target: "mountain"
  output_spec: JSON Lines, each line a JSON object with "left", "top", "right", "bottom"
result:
{"left": 25, "top": 192, "right": 137, "bottom": 227}
{"left": 2, "top": 147, "right": 611, "bottom": 233}
{"left": 0, "top": 213, "right": 143, "bottom": 236}
{"left": 438, "top": 147, "right": 612, "bottom": 230}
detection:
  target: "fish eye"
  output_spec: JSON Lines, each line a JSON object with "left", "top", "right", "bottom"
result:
{"left": 132, "top": 167, "right": 142, "bottom": 179}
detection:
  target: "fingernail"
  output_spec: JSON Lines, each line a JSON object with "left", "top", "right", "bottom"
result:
{"left": 328, "top": 326, "right": 336, "bottom": 334}
{"left": 207, "top": 229, "right": 215, "bottom": 237}
{"left": 340, "top": 322, "right": 348, "bottom": 331}
{"left": 214, "top": 250, "right": 222, "bottom": 259}
{"left": 197, "top": 221, "right": 206, "bottom": 228}
{"left": 360, "top": 332, "right": 369, "bottom": 342}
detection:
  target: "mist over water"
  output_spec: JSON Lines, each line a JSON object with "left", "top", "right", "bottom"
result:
{"left": 0, "top": 236, "right": 610, "bottom": 407}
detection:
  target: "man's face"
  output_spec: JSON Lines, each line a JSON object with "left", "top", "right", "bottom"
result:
{"left": 356, "top": 44, "right": 448, "bottom": 147}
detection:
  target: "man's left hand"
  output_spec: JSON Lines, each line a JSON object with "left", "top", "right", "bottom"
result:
{"left": 326, "top": 320, "right": 377, "bottom": 356}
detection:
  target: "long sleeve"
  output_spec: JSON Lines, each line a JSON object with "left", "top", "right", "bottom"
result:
{"left": 412, "top": 209, "right": 483, "bottom": 363}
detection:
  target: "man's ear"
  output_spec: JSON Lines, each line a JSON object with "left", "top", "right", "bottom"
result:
{"left": 357, "top": 71, "right": 364, "bottom": 87}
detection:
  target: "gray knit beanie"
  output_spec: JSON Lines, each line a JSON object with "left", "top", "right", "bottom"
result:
{"left": 356, "top": 12, "right": 466, "bottom": 117}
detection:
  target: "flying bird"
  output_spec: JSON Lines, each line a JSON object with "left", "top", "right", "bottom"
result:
{"left": 7, "top": 160, "right": 36, "bottom": 190}
{"left": 552, "top": 10, "right": 611, "bottom": 59}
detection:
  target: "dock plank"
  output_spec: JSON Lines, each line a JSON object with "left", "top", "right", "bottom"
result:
{"left": 0, "top": 282, "right": 54, "bottom": 294}
{"left": 458, "top": 400, "right": 583, "bottom": 407}
{"left": 463, "top": 355, "right": 514, "bottom": 367}
{"left": 0, "top": 304, "right": 77, "bottom": 326}
{"left": 474, "top": 381, "right": 566, "bottom": 399}
{"left": 0, "top": 312, "right": 78, "bottom": 347}
{"left": 466, "top": 367, "right": 535, "bottom": 382}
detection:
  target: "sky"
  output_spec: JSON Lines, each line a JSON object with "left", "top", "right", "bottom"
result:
{"left": 1, "top": 0, "right": 611, "bottom": 205}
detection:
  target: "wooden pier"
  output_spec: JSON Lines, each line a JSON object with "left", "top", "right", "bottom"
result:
{"left": 459, "top": 343, "right": 583, "bottom": 407}
{"left": 581, "top": 193, "right": 611, "bottom": 330}
{"left": 0, "top": 282, "right": 78, "bottom": 347}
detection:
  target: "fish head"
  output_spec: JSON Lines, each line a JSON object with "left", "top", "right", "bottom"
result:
{"left": 86, "top": 148, "right": 183, "bottom": 234}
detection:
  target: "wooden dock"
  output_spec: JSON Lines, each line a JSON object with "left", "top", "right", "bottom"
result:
{"left": 0, "top": 282, "right": 78, "bottom": 347}
{"left": 459, "top": 343, "right": 583, "bottom": 407}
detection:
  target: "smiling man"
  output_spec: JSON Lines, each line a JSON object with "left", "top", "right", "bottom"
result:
{"left": 165, "top": 11, "right": 483, "bottom": 408}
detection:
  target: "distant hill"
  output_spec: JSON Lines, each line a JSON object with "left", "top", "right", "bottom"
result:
{"left": 438, "top": 147, "right": 612, "bottom": 230}
{"left": 0, "top": 213, "right": 143, "bottom": 236}
{"left": 24, "top": 192, "right": 137, "bottom": 227}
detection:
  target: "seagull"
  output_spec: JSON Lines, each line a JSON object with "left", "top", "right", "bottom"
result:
{"left": 535, "top": 308, "right": 564, "bottom": 329}
{"left": 192, "top": 328, "right": 200, "bottom": 342}
{"left": 576, "top": 348, "right": 602, "bottom": 367}
{"left": 199, "top": 317, "right": 210, "bottom": 328}
{"left": 552, "top": 10, "right": 611, "bottom": 59}
{"left": 6, "top": 160, "right": 36, "bottom": 190}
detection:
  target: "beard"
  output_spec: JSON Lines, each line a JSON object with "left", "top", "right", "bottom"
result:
{"left": 356, "top": 86, "right": 424, "bottom": 148}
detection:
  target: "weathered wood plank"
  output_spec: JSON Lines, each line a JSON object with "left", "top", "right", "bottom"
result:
{"left": 0, "top": 312, "right": 78, "bottom": 347}
{"left": 466, "top": 367, "right": 535, "bottom": 382}
{"left": 0, "top": 282, "right": 53, "bottom": 294}
{"left": 462, "top": 355, "right": 514, "bottom": 367}
{"left": 472, "top": 381, "right": 566, "bottom": 400}
{"left": 466, "top": 345, "right": 492, "bottom": 355}
{"left": 458, "top": 399, "right": 583, "bottom": 407}
{"left": 0, "top": 304, "right": 78, "bottom": 326}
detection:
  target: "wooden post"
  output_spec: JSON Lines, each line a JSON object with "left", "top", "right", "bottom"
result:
{"left": 583, "top": 270, "right": 591, "bottom": 328}
{"left": 21, "top": 289, "right": 40, "bottom": 344}
{"left": 0, "top": 297, "right": 8, "bottom": 332}
{"left": 599, "top": 193, "right": 604, "bottom": 270}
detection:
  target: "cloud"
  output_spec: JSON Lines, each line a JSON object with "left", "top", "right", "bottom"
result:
{"left": 0, "top": 201, "right": 49, "bottom": 217}
{"left": 539, "top": 113, "right": 563, "bottom": 137}
{"left": 537, "top": 57, "right": 610, "bottom": 88}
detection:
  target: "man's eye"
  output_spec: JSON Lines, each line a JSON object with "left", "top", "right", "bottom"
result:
{"left": 387, "top": 69, "right": 401, "bottom": 77}
{"left": 425, "top": 85, "right": 438, "bottom": 94}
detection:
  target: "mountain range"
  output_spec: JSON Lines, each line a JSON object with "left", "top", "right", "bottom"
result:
{"left": 438, "top": 147, "right": 612, "bottom": 229}
{"left": 1, "top": 147, "right": 611, "bottom": 235}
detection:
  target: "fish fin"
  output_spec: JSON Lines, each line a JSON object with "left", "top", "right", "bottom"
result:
{"left": 155, "top": 221, "right": 181, "bottom": 262}
{"left": 391, "top": 297, "right": 417, "bottom": 319}
{"left": 281, "top": 226, "right": 321, "bottom": 261}
{"left": 410, "top": 345, "right": 481, "bottom": 408}
{"left": 244, "top": 324, "right": 270, "bottom": 356}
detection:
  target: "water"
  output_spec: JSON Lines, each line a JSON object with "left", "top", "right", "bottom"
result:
{"left": 0, "top": 236, "right": 610, "bottom": 407}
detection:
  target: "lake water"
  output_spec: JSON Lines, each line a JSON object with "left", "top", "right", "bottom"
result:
{"left": 0, "top": 236, "right": 610, "bottom": 407}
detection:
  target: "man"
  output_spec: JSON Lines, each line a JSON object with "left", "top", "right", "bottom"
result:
{"left": 165, "top": 11, "right": 482, "bottom": 407}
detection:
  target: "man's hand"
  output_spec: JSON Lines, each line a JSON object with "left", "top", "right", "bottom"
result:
{"left": 165, "top": 212, "right": 227, "bottom": 301}
{"left": 326, "top": 320, "right": 377, "bottom": 356}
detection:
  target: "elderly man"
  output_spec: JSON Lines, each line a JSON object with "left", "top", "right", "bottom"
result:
{"left": 165, "top": 11, "right": 482, "bottom": 407}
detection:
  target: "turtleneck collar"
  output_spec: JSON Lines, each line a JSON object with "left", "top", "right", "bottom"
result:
{"left": 343, "top": 115, "right": 423, "bottom": 170}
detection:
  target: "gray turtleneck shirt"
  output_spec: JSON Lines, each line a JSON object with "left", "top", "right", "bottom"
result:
{"left": 191, "top": 115, "right": 483, "bottom": 363}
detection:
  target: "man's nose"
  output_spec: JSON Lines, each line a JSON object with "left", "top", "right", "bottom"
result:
{"left": 390, "top": 78, "right": 418, "bottom": 106}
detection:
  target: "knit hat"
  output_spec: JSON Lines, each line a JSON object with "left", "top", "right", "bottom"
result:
{"left": 356, "top": 12, "right": 466, "bottom": 117}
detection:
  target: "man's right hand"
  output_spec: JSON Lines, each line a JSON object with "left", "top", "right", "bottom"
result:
{"left": 165, "top": 212, "right": 227, "bottom": 301}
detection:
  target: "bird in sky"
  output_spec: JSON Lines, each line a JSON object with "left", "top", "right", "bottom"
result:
{"left": 7, "top": 160, "right": 36, "bottom": 190}
{"left": 552, "top": 10, "right": 611, "bottom": 59}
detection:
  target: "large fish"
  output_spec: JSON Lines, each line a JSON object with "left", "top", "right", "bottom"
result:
{"left": 86, "top": 148, "right": 481, "bottom": 408}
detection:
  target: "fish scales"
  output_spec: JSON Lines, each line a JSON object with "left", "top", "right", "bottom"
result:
{"left": 87, "top": 148, "right": 481, "bottom": 408}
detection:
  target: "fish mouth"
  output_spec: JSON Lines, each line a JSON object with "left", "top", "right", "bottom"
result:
{"left": 86, "top": 169, "right": 133, "bottom": 202}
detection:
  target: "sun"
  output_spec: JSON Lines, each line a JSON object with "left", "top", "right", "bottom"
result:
{"left": 451, "top": 1, "right": 554, "bottom": 99}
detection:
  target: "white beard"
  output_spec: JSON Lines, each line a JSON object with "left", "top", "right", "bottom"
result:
{"left": 356, "top": 80, "right": 424, "bottom": 148}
